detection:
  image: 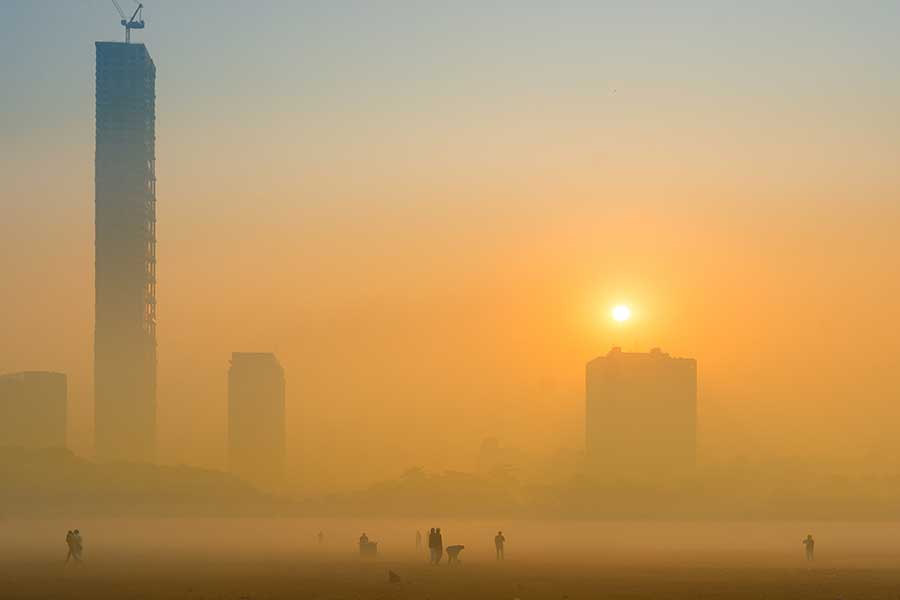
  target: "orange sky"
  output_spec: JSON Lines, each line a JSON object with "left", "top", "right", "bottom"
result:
{"left": 2, "top": 2, "right": 900, "bottom": 490}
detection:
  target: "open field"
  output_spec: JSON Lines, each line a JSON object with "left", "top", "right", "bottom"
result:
{"left": 5, "top": 518, "right": 900, "bottom": 599}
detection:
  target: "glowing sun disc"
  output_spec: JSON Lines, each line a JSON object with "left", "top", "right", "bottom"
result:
{"left": 612, "top": 305, "right": 631, "bottom": 322}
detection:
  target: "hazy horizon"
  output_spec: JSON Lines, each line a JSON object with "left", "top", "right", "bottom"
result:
{"left": 3, "top": 1, "right": 900, "bottom": 493}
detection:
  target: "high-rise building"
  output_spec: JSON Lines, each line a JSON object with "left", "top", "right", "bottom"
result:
{"left": 94, "top": 41, "right": 157, "bottom": 463}
{"left": 585, "top": 347, "right": 697, "bottom": 479}
{"left": 0, "top": 372, "right": 67, "bottom": 449}
{"left": 228, "top": 353, "right": 286, "bottom": 491}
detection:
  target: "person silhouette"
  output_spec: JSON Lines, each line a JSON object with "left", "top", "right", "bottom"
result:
{"left": 359, "top": 532, "right": 375, "bottom": 557}
{"left": 317, "top": 531, "right": 324, "bottom": 545}
{"left": 428, "top": 528, "right": 437, "bottom": 563}
{"left": 803, "top": 534, "right": 815, "bottom": 561}
{"left": 494, "top": 530, "right": 506, "bottom": 560}
{"left": 71, "top": 529, "right": 83, "bottom": 563}
{"left": 65, "top": 530, "right": 74, "bottom": 563}
{"left": 416, "top": 529, "right": 422, "bottom": 551}
{"left": 446, "top": 544, "right": 465, "bottom": 564}
{"left": 434, "top": 528, "right": 444, "bottom": 564}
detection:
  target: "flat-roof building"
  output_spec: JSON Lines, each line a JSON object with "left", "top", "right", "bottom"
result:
{"left": 586, "top": 347, "right": 697, "bottom": 479}
{"left": 228, "top": 353, "right": 286, "bottom": 491}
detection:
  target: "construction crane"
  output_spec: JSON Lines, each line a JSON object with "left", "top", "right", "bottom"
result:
{"left": 111, "top": 0, "right": 145, "bottom": 44}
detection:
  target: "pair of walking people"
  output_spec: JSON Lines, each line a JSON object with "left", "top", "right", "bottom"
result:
{"left": 65, "top": 529, "right": 83, "bottom": 564}
{"left": 427, "top": 527, "right": 443, "bottom": 564}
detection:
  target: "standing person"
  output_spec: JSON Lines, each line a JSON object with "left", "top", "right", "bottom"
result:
{"left": 803, "top": 534, "right": 815, "bottom": 561}
{"left": 434, "top": 528, "right": 444, "bottom": 564}
{"left": 494, "top": 530, "right": 506, "bottom": 560}
{"left": 72, "top": 529, "right": 83, "bottom": 563}
{"left": 64, "top": 530, "right": 74, "bottom": 563}
{"left": 428, "top": 528, "right": 437, "bottom": 563}
{"left": 416, "top": 529, "right": 422, "bottom": 551}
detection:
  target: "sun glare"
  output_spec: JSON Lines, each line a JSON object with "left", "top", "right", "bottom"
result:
{"left": 612, "top": 305, "right": 632, "bottom": 322}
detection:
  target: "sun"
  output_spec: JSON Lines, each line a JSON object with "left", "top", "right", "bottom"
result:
{"left": 612, "top": 305, "right": 631, "bottom": 322}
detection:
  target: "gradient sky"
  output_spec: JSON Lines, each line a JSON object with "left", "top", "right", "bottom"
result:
{"left": 2, "top": 1, "right": 900, "bottom": 490}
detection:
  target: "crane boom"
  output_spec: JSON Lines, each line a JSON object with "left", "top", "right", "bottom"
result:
{"left": 110, "top": 0, "right": 145, "bottom": 44}
{"left": 111, "top": 0, "right": 126, "bottom": 20}
{"left": 129, "top": 3, "right": 143, "bottom": 24}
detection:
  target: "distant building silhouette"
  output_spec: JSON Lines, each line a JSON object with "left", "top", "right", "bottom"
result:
{"left": 228, "top": 353, "right": 286, "bottom": 491}
{"left": 94, "top": 41, "right": 158, "bottom": 463}
{"left": 0, "top": 372, "right": 67, "bottom": 449}
{"left": 585, "top": 347, "right": 697, "bottom": 478}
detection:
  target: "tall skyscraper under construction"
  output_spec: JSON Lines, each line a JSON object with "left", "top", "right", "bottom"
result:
{"left": 94, "top": 41, "right": 157, "bottom": 462}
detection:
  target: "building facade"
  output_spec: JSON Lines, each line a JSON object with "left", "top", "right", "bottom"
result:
{"left": 228, "top": 353, "right": 286, "bottom": 491}
{"left": 0, "top": 372, "right": 67, "bottom": 449}
{"left": 586, "top": 347, "right": 697, "bottom": 479}
{"left": 94, "top": 42, "right": 158, "bottom": 462}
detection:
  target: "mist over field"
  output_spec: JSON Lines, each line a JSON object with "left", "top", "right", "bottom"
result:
{"left": 8, "top": 517, "right": 900, "bottom": 600}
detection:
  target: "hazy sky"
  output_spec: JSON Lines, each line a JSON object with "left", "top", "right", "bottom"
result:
{"left": 2, "top": 1, "right": 900, "bottom": 490}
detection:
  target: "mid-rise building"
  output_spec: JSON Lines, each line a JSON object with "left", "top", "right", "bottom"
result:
{"left": 228, "top": 353, "right": 286, "bottom": 491}
{"left": 585, "top": 347, "right": 697, "bottom": 479}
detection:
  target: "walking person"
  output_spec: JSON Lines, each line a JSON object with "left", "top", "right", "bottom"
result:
{"left": 64, "top": 530, "right": 75, "bottom": 564}
{"left": 494, "top": 530, "right": 506, "bottom": 560}
{"left": 71, "top": 529, "right": 83, "bottom": 564}
{"left": 416, "top": 529, "right": 422, "bottom": 551}
{"left": 803, "top": 534, "right": 815, "bottom": 561}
